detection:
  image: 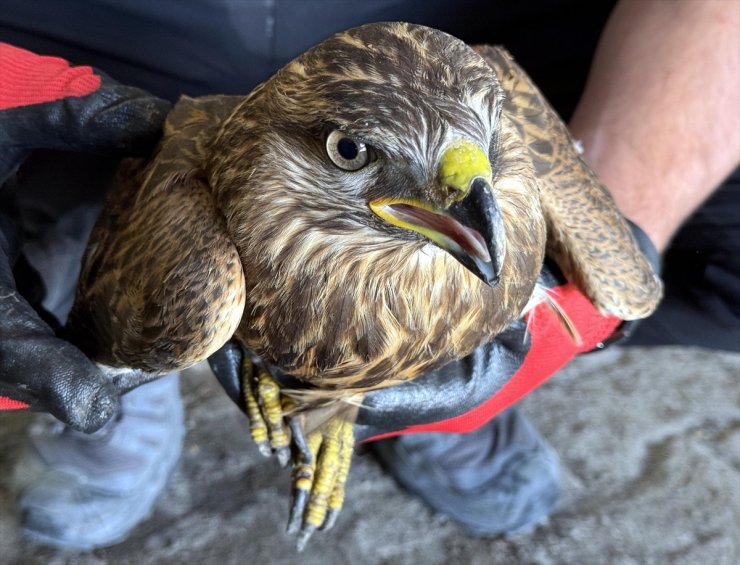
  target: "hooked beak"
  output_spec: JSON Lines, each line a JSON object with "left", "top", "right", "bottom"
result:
{"left": 369, "top": 140, "right": 506, "bottom": 287}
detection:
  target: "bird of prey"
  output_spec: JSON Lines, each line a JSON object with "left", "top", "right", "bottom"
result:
{"left": 66, "top": 22, "right": 662, "bottom": 548}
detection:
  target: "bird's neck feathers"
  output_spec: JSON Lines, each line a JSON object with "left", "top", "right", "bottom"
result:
{"left": 237, "top": 222, "right": 503, "bottom": 385}
{"left": 225, "top": 198, "right": 535, "bottom": 390}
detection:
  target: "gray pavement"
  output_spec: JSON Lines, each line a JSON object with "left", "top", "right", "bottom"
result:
{"left": 1, "top": 345, "right": 738, "bottom": 564}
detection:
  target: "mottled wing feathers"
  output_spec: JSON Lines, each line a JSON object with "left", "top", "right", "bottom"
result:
{"left": 67, "top": 97, "right": 246, "bottom": 372}
{"left": 474, "top": 45, "right": 663, "bottom": 319}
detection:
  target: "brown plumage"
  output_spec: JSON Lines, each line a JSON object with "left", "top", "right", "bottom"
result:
{"left": 66, "top": 22, "right": 662, "bottom": 545}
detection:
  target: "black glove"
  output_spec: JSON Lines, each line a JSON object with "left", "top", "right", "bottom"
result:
{"left": 0, "top": 43, "right": 170, "bottom": 431}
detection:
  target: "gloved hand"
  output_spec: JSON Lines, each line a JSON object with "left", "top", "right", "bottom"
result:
{"left": 0, "top": 43, "right": 170, "bottom": 431}
{"left": 210, "top": 222, "right": 660, "bottom": 442}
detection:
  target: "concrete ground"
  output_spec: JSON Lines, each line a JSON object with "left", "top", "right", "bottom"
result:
{"left": 0, "top": 345, "right": 738, "bottom": 565}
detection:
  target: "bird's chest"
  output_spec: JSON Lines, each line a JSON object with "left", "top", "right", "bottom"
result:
{"left": 234, "top": 248, "right": 530, "bottom": 390}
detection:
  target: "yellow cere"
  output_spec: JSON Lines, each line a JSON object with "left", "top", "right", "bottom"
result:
{"left": 438, "top": 139, "right": 493, "bottom": 193}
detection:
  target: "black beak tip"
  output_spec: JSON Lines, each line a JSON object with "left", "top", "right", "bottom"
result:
{"left": 458, "top": 254, "right": 501, "bottom": 288}
{"left": 471, "top": 178, "right": 505, "bottom": 287}
{"left": 446, "top": 177, "right": 506, "bottom": 288}
{"left": 485, "top": 273, "right": 501, "bottom": 287}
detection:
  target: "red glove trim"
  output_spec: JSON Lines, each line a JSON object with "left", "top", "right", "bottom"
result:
{"left": 367, "top": 283, "right": 620, "bottom": 440}
{"left": 0, "top": 396, "right": 30, "bottom": 410}
{"left": 0, "top": 43, "right": 101, "bottom": 110}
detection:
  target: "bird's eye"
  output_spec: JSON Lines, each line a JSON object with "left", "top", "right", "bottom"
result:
{"left": 326, "top": 130, "right": 370, "bottom": 171}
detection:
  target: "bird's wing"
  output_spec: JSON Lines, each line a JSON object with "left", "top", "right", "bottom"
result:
{"left": 474, "top": 45, "right": 662, "bottom": 320}
{"left": 67, "top": 96, "right": 247, "bottom": 372}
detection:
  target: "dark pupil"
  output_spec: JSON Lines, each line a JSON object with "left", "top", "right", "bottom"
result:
{"left": 337, "top": 137, "right": 359, "bottom": 160}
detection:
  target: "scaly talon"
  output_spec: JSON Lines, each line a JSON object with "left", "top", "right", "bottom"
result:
{"left": 257, "top": 368, "right": 290, "bottom": 452}
{"left": 241, "top": 356, "right": 271, "bottom": 456}
{"left": 323, "top": 423, "right": 353, "bottom": 530}
{"left": 289, "top": 417, "right": 354, "bottom": 550}
{"left": 288, "top": 427, "right": 323, "bottom": 534}
{"left": 239, "top": 351, "right": 356, "bottom": 549}
{"left": 241, "top": 357, "right": 292, "bottom": 463}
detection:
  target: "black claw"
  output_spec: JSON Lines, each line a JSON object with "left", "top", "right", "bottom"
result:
{"left": 256, "top": 441, "right": 272, "bottom": 458}
{"left": 288, "top": 417, "right": 312, "bottom": 464}
{"left": 287, "top": 489, "right": 309, "bottom": 535}
{"left": 276, "top": 446, "right": 291, "bottom": 468}
{"left": 321, "top": 508, "right": 340, "bottom": 531}
{"left": 296, "top": 524, "right": 316, "bottom": 552}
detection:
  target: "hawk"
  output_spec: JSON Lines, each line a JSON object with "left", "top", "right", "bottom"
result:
{"left": 67, "top": 22, "right": 662, "bottom": 548}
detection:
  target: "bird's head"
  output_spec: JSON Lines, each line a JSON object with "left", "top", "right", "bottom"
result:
{"left": 209, "top": 22, "right": 530, "bottom": 290}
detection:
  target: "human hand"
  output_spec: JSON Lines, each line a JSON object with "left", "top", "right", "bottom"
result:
{"left": 0, "top": 43, "right": 169, "bottom": 182}
{"left": 0, "top": 43, "right": 170, "bottom": 431}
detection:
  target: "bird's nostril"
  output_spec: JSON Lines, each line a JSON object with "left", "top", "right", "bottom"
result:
{"left": 444, "top": 186, "right": 462, "bottom": 200}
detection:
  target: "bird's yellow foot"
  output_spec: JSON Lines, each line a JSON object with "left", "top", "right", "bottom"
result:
{"left": 240, "top": 355, "right": 294, "bottom": 467}
{"left": 286, "top": 417, "right": 354, "bottom": 551}
{"left": 239, "top": 354, "right": 354, "bottom": 549}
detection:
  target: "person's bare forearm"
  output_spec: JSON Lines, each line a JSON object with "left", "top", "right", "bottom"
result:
{"left": 569, "top": 0, "right": 740, "bottom": 251}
